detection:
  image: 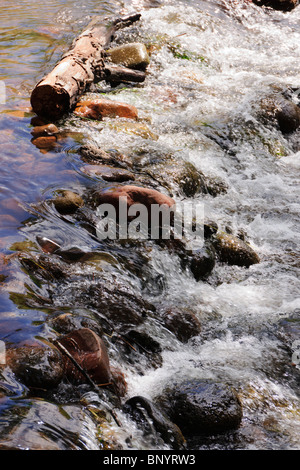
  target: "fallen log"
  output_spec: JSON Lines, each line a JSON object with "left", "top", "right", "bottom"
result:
{"left": 30, "top": 13, "right": 144, "bottom": 121}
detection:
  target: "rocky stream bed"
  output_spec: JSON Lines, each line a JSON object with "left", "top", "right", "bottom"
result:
{"left": 0, "top": 0, "right": 300, "bottom": 451}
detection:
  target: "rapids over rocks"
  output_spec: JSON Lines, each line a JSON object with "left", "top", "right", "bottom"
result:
{"left": 0, "top": 0, "right": 299, "bottom": 451}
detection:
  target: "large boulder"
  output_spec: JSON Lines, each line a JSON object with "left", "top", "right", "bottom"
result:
{"left": 155, "top": 380, "right": 243, "bottom": 436}
{"left": 213, "top": 232, "right": 260, "bottom": 267}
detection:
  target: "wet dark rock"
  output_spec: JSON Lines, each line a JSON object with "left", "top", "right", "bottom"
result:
{"left": 30, "top": 115, "right": 48, "bottom": 127}
{"left": 81, "top": 164, "right": 135, "bottom": 182}
{"left": 123, "top": 396, "right": 186, "bottom": 449}
{"left": 188, "top": 244, "right": 216, "bottom": 281}
{"left": 204, "top": 219, "right": 219, "bottom": 239}
{"left": 70, "top": 277, "right": 156, "bottom": 330}
{"left": 276, "top": 311, "right": 300, "bottom": 353}
{"left": 160, "top": 307, "right": 201, "bottom": 342}
{"left": 48, "top": 311, "right": 104, "bottom": 337}
{"left": 79, "top": 144, "right": 133, "bottom": 168}
{"left": 124, "top": 329, "right": 163, "bottom": 368}
{"left": 260, "top": 93, "right": 300, "bottom": 134}
{"left": 129, "top": 146, "right": 227, "bottom": 197}
{"left": 253, "top": 0, "right": 298, "bottom": 11}
{"left": 20, "top": 254, "right": 69, "bottom": 281}
{"left": 36, "top": 238, "right": 91, "bottom": 263}
{"left": 155, "top": 380, "right": 243, "bottom": 436}
{"left": 36, "top": 236, "right": 61, "bottom": 254}
{"left": 7, "top": 344, "right": 64, "bottom": 389}
{"left": 52, "top": 190, "right": 84, "bottom": 215}
{"left": 158, "top": 238, "right": 216, "bottom": 281}
{"left": 204, "top": 175, "right": 228, "bottom": 197}
{"left": 212, "top": 232, "right": 260, "bottom": 267}
{"left": 147, "top": 160, "right": 208, "bottom": 197}
{"left": 55, "top": 328, "right": 112, "bottom": 386}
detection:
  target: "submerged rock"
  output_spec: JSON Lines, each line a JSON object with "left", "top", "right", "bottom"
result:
{"left": 276, "top": 312, "right": 300, "bottom": 358}
{"left": 0, "top": 400, "right": 100, "bottom": 450}
{"left": 123, "top": 396, "right": 186, "bottom": 449}
{"left": 52, "top": 190, "right": 84, "bottom": 214}
{"left": 79, "top": 144, "right": 133, "bottom": 168}
{"left": 147, "top": 160, "right": 208, "bottom": 197}
{"left": 155, "top": 380, "right": 243, "bottom": 436}
{"left": 109, "top": 121, "right": 158, "bottom": 140}
{"left": 80, "top": 164, "right": 135, "bottom": 182}
{"left": 213, "top": 232, "right": 260, "bottom": 267}
{"left": 107, "top": 43, "right": 150, "bottom": 71}
{"left": 74, "top": 98, "right": 138, "bottom": 121}
{"left": 123, "top": 329, "right": 163, "bottom": 369}
{"left": 160, "top": 238, "right": 216, "bottom": 281}
{"left": 31, "top": 135, "right": 57, "bottom": 150}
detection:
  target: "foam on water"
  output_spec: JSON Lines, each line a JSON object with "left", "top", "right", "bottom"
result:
{"left": 90, "top": 1, "right": 300, "bottom": 449}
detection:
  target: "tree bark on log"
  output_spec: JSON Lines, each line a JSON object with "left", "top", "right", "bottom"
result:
{"left": 30, "top": 13, "right": 143, "bottom": 121}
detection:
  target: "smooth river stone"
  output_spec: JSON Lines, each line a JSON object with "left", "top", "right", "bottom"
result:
{"left": 107, "top": 43, "right": 150, "bottom": 70}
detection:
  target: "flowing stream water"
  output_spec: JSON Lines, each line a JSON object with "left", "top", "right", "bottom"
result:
{"left": 0, "top": 0, "right": 299, "bottom": 451}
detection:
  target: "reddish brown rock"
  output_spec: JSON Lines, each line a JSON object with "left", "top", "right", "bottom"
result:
{"left": 56, "top": 328, "right": 112, "bottom": 386}
{"left": 31, "top": 135, "right": 57, "bottom": 150}
{"left": 95, "top": 185, "right": 175, "bottom": 215}
{"left": 31, "top": 123, "right": 59, "bottom": 138}
{"left": 74, "top": 98, "right": 138, "bottom": 121}
{"left": 110, "top": 367, "right": 127, "bottom": 397}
